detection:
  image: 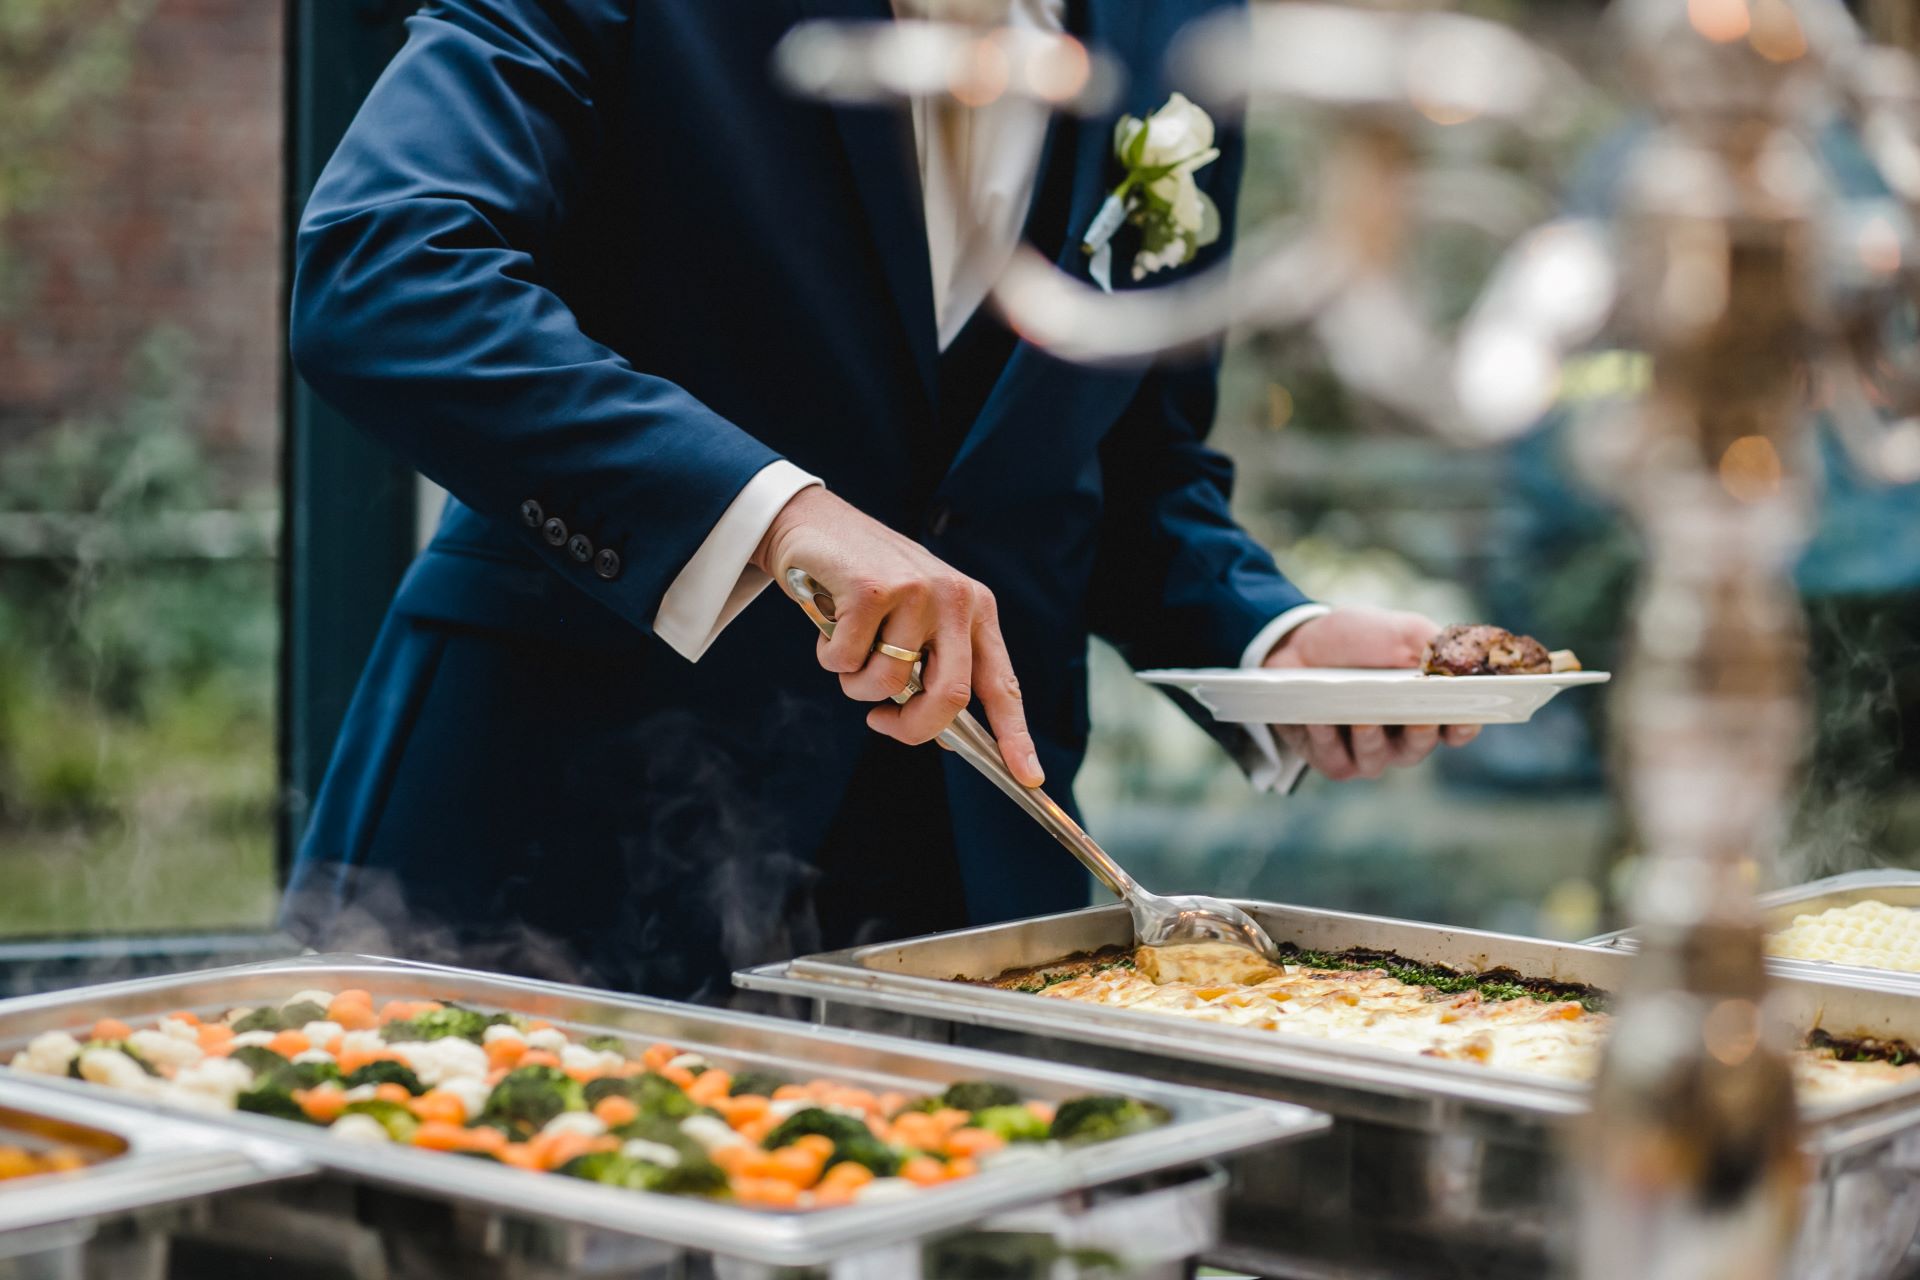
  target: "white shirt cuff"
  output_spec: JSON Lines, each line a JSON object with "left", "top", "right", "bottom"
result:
{"left": 653, "top": 460, "right": 823, "bottom": 661}
{"left": 1238, "top": 603, "right": 1333, "bottom": 793}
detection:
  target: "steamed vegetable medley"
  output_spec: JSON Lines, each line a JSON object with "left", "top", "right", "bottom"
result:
{"left": 5, "top": 990, "right": 1169, "bottom": 1209}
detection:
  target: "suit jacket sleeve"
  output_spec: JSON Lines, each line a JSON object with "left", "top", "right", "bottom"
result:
{"left": 1086, "top": 118, "right": 1312, "bottom": 678}
{"left": 289, "top": 0, "right": 782, "bottom": 632}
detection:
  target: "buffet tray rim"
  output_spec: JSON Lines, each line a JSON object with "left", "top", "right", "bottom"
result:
{"left": 0, "top": 952, "right": 1327, "bottom": 1266}
{"left": 0, "top": 1072, "right": 312, "bottom": 1235}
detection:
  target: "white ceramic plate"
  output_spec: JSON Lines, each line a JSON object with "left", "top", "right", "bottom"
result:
{"left": 1135, "top": 667, "right": 1612, "bottom": 726}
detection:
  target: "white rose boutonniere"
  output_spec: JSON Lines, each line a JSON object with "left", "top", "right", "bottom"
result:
{"left": 1080, "top": 93, "right": 1222, "bottom": 291}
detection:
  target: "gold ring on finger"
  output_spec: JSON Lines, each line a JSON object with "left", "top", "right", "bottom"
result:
{"left": 872, "top": 641, "right": 925, "bottom": 664}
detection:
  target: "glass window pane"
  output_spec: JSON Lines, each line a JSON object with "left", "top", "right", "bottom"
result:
{"left": 0, "top": 0, "right": 284, "bottom": 936}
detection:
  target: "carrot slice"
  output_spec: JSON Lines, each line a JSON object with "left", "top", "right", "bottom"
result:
{"left": 496, "top": 1143, "right": 542, "bottom": 1171}
{"left": 409, "top": 1091, "right": 467, "bottom": 1126}
{"left": 901, "top": 1156, "right": 947, "bottom": 1186}
{"left": 91, "top": 1019, "right": 132, "bottom": 1041}
{"left": 660, "top": 1065, "right": 696, "bottom": 1089}
{"left": 295, "top": 1086, "right": 349, "bottom": 1123}
{"left": 944, "top": 1156, "right": 978, "bottom": 1181}
{"left": 268, "top": 1030, "right": 311, "bottom": 1059}
{"left": 165, "top": 1010, "right": 202, "bottom": 1027}
{"left": 944, "top": 1128, "right": 1006, "bottom": 1159}
{"left": 641, "top": 1043, "right": 678, "bottom": 1072}
{"left": 485, "top": 1038, "right": 527, "bottom": 1070}
{"left": 687, "top": 1069, "right": 732, "bottom": 1106}
{"left": 518, "top": 1050, "right": 561, "bottom": 1070}
{"left": 411, "top": 1121, "right": 471, "bottom": 1151}
{"left": 373, "top": 1082, "right": 413, "bottom": 1105}
{"left": 592, "top": 1096, "right": 640, "bottom": 1128}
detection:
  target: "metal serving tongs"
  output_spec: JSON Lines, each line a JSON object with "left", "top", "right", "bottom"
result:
{"left": 784, "top": 567, "right": 1281, "bottom": 965}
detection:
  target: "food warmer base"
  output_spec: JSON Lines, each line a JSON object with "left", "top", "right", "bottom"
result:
{"left": 738, "top": 900, "right": 1920, "bottom": 1280}
{"left": 0, "top": 956, "right": 1326, "bottom": 1279}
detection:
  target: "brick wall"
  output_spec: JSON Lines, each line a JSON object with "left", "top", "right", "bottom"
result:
{"left": 0, "top": 0, "right": 284, "bottom": 496}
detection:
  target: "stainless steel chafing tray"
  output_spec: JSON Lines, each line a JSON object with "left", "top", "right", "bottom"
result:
{"left": 0, "top": 1073, "right": 309, "bottom": 1274}
{"left": 0, "top": 954, "right": 1325, "bottom": 1277}
{"left": 1586, "top": 870, "right": 1920, "bottom": 995}
{"left": 737, "top": 900, "right": 1920, "bottom": 1280}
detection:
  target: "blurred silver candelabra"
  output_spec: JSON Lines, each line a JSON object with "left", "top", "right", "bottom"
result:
{"left": 775, "top": 0, "right": 1920, "bottom": 1274}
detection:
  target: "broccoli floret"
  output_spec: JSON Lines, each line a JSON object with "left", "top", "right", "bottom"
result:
{"left": 582, "top": 1072, "right": 698, "bottom": 1120}
{"left": 228, "top": 1045, "right": 291, "bottom": 1079}
{"left": 230, "top": 1007, "right": 284, "bottom": 1035}
{"left": 966, "top": 1105, "right": 1049, "bottom": 1143}
{"left": 727, "top": 1070, "right": 787, "bottom": 1098}
{"left": 68, "top": 1040, "right": 159, "bottom": 1080}
{"left": 826, "top": 1132, "right": 901, "bottom": 1177}
{"left": 760, "top": 1107, "right": 900, "bottom": 1177}
{"left": 481, "top": 1065, "right": 585, "bottom": 1136}
{"left": 1047, "top": 1096, "right": 1170, "bottom": 1144}
{"left": 940, "top": 1081, "right": 1021, "bottom": 1113}
{"left": 340, "top": 1098, "right": 420, "bottom": 1142}
{"left": 285, "top": 1059, "right": 344, "bottom": 1090}
{"left": 380, "top": 1005, "right": 512, "bottom": 1045}
{"left": 343, "top": 1060, "right": 427, "bottom": 1095}
{"left": 237, "top": 1081, "right": 306, "bottom": 1122}
{"left": 557, "top": 1150, "right": 728, "bottom": 1197}
{"left": 582, "top": 1034, "right": 625, "bottom": 1054}
{"left": 279, "top": 999, "right": 328, "bottom": 1028}
{"left": 761, "top": 1107, "right": 871, "bottom": 1151}
{"left": 890, "top": 1096, "right": 942, "bottom": 1118}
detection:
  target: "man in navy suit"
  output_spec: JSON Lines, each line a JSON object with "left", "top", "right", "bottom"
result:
{"left": 282, "top": 0, "right": 1476, "bottom": 1000}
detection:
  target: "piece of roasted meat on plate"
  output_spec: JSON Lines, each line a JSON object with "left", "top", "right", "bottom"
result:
{"left": 1421, "top": 624, "right": 1580, "bottom": 676}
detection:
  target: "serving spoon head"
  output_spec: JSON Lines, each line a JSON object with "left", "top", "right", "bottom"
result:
{"left": 1130, "top": 893, "right": 1283, "bottom": 983}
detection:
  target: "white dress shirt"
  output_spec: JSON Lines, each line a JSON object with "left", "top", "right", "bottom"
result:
{"left": 649, "top": 3, "right": 1318, "bottom": 789}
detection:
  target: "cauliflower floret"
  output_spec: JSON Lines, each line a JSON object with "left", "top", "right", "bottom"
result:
{"left": 481, "top": 1024, "right": 526, "bottom": 1046}
{"left": 855, "top": 1177, "right": 919, "bottom": 1204}
{"left": 10, "top": 1031, "right": 81, "bottom": 1077}
{"left": 664, "top": 1052, "right": 708, "bottom": 1074}
{"left": 78, "top": 1047, "right": 156, "bottom": 1094}
{"left": 153, "top": 1083, "right": 231, "bottom": 1114}
{"left": 540, "top": 1112, "right": 606, "bottom": 1139}
{"left": 337, "top": 1030, "right": 385, "bottom": 1056}
{"left": 560, "top": 1043, "right": 624, "bottom": 1077}
{"left": 156, "top": 1017, "right": 200, "bottom": 1042}
{"left": 229, "top": 1031, "right": 277, "bottom": 1050}
{"left": 293, "top": 1050, "right": 336, "bottom": 1066}
{"left": 330, "top": 1113, "right": 391, "bottom": 1144}
{"left": 288, "top": 990, "right": 336, "bottom": 1010}
{"left": 621, "top": 1138, "right": 681, "bottom": 1167}
{"left": 388, "top": 1037, "right": 488, "bottom": 1086}
{"left": 341, "top": 1084, "right": 381, "bottom": 1102}
{"left": 436, "top": 1077, "right": 490, "bottom": 1122}
{"left": 524, "top": 1028, "right": 568, "bottom": 1054}
{"left": 300, "top": 1021, "right": 344, "bottom": 1046}
{"left": 678, "top": 1115, "right": 748, "bottom": 1152}
{"left": 173, "top": 1057, "right": 253, "bottom": 1107}
{"left": 127, "top": 1029, "right": 204, "bottom": 1072}
{"left": 768, "top": 1097, "right": 812, "bottom": 1121}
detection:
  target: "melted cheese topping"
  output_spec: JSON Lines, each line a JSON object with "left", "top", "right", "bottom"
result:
{"left": 1767, "top": 899, "right": 1920, "bottom": 973}
{"left": 1035, "top": 950, "right": 1920, "bottom": 1102}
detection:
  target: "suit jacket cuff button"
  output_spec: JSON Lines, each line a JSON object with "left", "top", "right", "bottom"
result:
{"left": 593, "top": 548, "right": 622, "bottom": 581}
{"left": 519, "top": 499, "right": 544, "bottom": 529}
{"left": 541, "top": 516, "right": 569, "bottom": 547}
{"left": 566, "top": 533, "right": 594, "bottom": 564}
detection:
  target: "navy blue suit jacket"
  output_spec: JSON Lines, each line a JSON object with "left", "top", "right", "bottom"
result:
{"left": 284, "top": 0, "right": 1310, "bottom": 997}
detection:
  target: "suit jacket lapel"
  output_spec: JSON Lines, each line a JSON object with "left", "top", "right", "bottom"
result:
{"left": 789, "top": 0, "right": 939, "bottom": 408}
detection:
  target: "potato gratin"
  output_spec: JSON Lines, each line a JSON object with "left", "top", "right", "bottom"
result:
{"left": 998, "top": 944, "right": 1920, "bottom": 1104}
{"left": 1767, "top": 899, "right": 1920, "bottom": 973}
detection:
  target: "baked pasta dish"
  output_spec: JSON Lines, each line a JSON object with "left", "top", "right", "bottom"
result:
{"left": 991, "top": 943, "right": 1920, "bottom": 1104}
{"left": 6, "top": 990, "right": 1166, "bottom": 1210}
{"left": 1768, "top": 899, "right": 1920, "bottom": 973}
